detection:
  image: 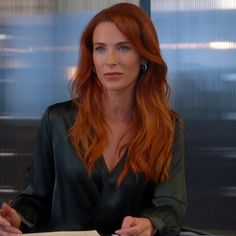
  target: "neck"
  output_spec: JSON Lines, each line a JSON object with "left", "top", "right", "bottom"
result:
{"left": 103, "top": 90, "right": 134, "bottom": 123}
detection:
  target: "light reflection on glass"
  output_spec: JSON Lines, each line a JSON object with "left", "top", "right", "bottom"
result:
{"left": 0, "top": 34, "right": 11, "bottom": 40}
{"left": 221, "top": 186, "right": 236, "bottom": 197}
{"left": 210, "top": 41, "right": 236, "bottom": 50}
{"left": 161, "top": 41, "right": 236, "bottom": 50}
{"left": 152, "top": 0, "right": 236, "bottom": 12}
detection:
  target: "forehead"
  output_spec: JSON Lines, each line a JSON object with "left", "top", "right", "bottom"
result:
{"left": 93, "top": 22, "right": 129, "bottom": 43}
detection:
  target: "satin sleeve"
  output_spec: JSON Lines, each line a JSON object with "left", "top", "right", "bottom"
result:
{"left": 141, "top": 119, "right": 187, "bottom": 236}
{"left": 12, "top": 107, "right": 55, "bottom": 232}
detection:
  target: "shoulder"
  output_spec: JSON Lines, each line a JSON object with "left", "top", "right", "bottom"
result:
{"left": 42, "top": 100, "right": 76, "bottom": 127}
{"left": 47, "top": 100, "right": 75, "bottom": 114}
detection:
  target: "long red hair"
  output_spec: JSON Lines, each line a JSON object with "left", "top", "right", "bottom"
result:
{"left": 69, "top": 3, "right": 176, "bottom": 185}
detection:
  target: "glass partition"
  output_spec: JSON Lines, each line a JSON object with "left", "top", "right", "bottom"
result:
{"left": 0, "top": 0, "right": 139, "bottom": 202}
{"left": 151, "top": 0, "right": 236, "bottom": 234}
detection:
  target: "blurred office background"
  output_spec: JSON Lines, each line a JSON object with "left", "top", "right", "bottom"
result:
{"left": 0, "top": 0, "right": 235, "bottom": 235}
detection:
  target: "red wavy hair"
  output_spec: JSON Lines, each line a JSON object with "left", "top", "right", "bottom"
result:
{"left": 69, "top": 3, "right": 176, "bottom": 185}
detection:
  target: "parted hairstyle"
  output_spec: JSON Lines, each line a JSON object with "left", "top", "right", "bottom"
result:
{"left": 69, "top": 3, "right": 176, "bottom": 185}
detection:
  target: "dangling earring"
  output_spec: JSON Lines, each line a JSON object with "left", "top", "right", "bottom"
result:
{"left": 141, "top": 61, "right": 148, "bottom": 73}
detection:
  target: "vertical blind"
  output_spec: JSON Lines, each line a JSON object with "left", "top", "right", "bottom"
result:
{"left": 150, "top": 0, "right": 236, "bottom": 233}
{"left": 0, "top": 0, "right": 139, "bottom": 202}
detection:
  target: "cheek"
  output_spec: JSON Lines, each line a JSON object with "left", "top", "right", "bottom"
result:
{"left": 93, "top": 55, "right": 99, "bottom": 67}
{"left": 93, "top": 56, "right": 105, "bottom": 73}
{"left": 124, "top": 55, "right": 141, "bottom": 70}
{"left": 93, "top": 56, "right": 104, "bottom": 81}
{"left": 126, "top": 59, "right": 140, "bottom": 75}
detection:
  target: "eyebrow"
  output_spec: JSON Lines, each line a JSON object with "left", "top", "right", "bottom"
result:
{"left": 93, "top": 41, "right": 131, "bottom": 46}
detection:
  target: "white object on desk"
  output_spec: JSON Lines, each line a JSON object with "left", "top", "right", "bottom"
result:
{"left": 23, "top": 230, "right": 99, "bottom": 236}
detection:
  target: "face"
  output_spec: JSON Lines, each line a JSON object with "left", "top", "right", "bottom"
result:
{"left": 92, "top": 22, "right": 141, "bottom": 94}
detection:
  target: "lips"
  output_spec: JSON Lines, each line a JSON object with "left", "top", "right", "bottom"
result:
{"left": 103, "top": 72, "right": 123, "bottom": 80}
{"left": 104, "top": 72, "right": 122, "bottom": 76}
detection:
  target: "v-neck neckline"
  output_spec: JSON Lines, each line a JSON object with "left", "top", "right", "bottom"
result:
{"left": 101, "top": 150, "right": 127, "bottom": 174}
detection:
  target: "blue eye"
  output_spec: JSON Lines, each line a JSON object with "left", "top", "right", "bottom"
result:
{"left": 94, "top": 46, "right": 106, "bottom": 52}
{"left": 118, "top": 45, "right": 130, "bottom": 52}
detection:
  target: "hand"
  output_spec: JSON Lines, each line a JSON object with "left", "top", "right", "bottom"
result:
{"left": 0, "top": 202, "right": 22, "bottom": 235}
{"left": 115, "top": 216, "right": 155, "bottom": 236}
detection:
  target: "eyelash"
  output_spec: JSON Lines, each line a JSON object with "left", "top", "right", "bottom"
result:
{"left": 94, "top": 46, "right": 105, "bottom": 52}
{"left": 94, "top": 45, "right": 131, "bottom": 52}
{"left": 118, "top": 45, "right": 130, "bottom": 51}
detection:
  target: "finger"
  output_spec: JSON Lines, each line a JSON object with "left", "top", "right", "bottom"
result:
{"left": 121, "top": 216, "right": 136, "bottom": 229}
{"left": 1, "top": 206, "right": 6, "bottom": 216}
{"left": 0, "top": 224, "right": 22, "bottom": 234}
{"left": 2, "top": 202, "right": 12, "bottom": 214}
{"left": 0, "top": 230, "right": 21, "bottom": 236}
{"left": 116, "top": 218, "right": 153, "bottom": 236}
{"left": 2, "top": 203, "right": 15, "bottom": 221}
{"left": 0, "top": 217, "right": 11, "bottom": 226}
{"left": 116, "top": 225, "right": 139, "bottom": 236}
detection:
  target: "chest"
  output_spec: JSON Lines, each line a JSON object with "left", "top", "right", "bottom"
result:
{"left": 103, "top": 123, "right": 129, "bottom": 172}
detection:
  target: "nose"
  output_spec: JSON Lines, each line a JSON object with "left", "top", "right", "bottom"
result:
{"left": 106, "top": 49, "right": 117, "bottom": 66}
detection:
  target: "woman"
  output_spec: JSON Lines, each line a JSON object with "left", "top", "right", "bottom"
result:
{"left": 0, "top": 3, "right": 186, "bottom": 236}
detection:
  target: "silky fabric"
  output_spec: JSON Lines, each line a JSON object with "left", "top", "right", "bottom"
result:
{"left": 12, "top": 100, "right": 187, "bottom": 236}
